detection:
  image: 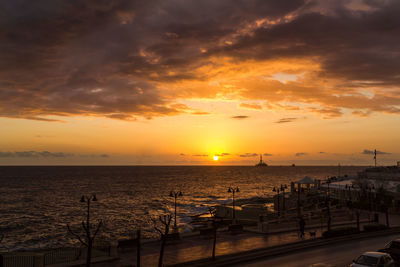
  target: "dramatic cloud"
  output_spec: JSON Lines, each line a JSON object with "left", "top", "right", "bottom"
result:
{"left": 275, "top": 117, "right": 297, "bottom": 123}
{"left": 263, "top": 153, "right": 273, "bottom": 156}
{"left": 215, "top": 153, "right": 230, "bottom": 157}
{"left": 239, "top": 103, "right": 263, "bottom": 110}
{"left": 239, "top": 153, "right": 258, "bottom": 157}
{"left": 0, "top": 151, "right": 72, "bottom": 158}
{"left": 362, "top": 149, "right": 391, "bottom": 155}
{"left": 295, "top": 152, "right": 308, "bottom": 157}
{"left": 1, "top": 0, "right": 400, "bottom": 121}
{"left": 191, "top": 111, "right": 211, "bottom": 115}
{"left": 0, "top": 151, "right": 111, "bottom": 158}
{"left": 192, "top": 154, "right": 208, "bottom": 157}
{"left": 232, "top": 115, "right": 250, "bottom": 119}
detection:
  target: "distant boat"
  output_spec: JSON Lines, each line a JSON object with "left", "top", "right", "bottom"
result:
{"left": 255, "top": 155, "right": 268, "bottom": 167}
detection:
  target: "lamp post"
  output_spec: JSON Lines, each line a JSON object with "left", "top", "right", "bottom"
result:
{"left": 345, "top": 184, "right": 353, "bottom": 207}
{"left": 80, "top": 194, "right": 97, "bottom": 225}
{"left": 67, "top": 194, "right": 101, "bottom": 267}
{"left": 273, "top": 186, "right": 280, "bottom": 216}
{"left": 228, "top": 187, "right": 239, "bottom": 221}
{"left": 281, "top": 184, "right": 288, "bottom": 211}
{"left": 273, "top": 184, "right": 287, "bottom": 216}
{"left": 325, "top": 178, "right": 332, "bottom": 203}
{"left": 367, "top": 185, "right": 375, "bottom": 211}
{"left": 169, "top": 191, "right": 183, "bottom": 230}
{"left": 297, "top": 184, "right": 301, "bottom": 216}
{"left": 325, "top": 179, "right": 332, "bottom": 231}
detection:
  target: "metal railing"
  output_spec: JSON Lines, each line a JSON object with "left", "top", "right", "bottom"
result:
{"left": 44, "top": 247, "right": 81, "bottom": 265}
{"left": 2, "top": 254, "right": 35, "bottom": 267}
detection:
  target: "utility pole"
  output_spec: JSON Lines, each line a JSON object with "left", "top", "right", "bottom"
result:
{"left": 374, "top": 149, "right": 377, "bottom": 167}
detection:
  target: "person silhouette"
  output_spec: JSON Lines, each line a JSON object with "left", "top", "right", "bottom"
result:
{"left": 299, "top": 216, "right": 305, "bottom": 238}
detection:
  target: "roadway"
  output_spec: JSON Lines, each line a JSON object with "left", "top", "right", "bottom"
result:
{"left": 237, "top": 233, "right": 399, "bottom": 267}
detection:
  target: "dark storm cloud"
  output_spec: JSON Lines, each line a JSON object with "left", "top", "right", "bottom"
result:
{"left": 264, "top": 153, "right": 273, "bottom": 156}
{"left": 216, "top": 1, "right": 400, "bottom": 85}
{"left": 362, "top": 149, "right": 391, "bottom": 155}
{"left": 295, "top": 152, "right": 308, "bottom": 157}
{"left": 1, "top": 0, "right": 400, "bottom": 120}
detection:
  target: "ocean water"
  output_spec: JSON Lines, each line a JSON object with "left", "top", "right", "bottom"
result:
{"left": 0, "top": 166, "right": 365, "bottom": 251}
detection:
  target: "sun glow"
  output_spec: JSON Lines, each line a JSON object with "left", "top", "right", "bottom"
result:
{"left": 213, "top": 155, "right": 219, "bottom": 161}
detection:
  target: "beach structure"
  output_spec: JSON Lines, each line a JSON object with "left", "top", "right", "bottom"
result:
{"left": 318, "top": 163, "right": 400, "bottom": 214}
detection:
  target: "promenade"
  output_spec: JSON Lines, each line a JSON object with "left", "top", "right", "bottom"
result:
{"left": 94, "top": 212, "right": 400, "bottom": 267}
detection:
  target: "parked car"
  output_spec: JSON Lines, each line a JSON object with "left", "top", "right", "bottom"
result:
{"left": 379, "top": 239, "right": 400, "bottom": 262}
{"left": 350, "top": 252, "right": 395, "bottom": 267}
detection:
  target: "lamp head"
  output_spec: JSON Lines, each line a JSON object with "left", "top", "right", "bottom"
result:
{"left": 178, "top": 191, "right": 183, "bottom": 197}
{"left": 228, "top": 188, "right": 232, "bottom": 193}
{"left": 236, "top": 187, "right": 240, "bottom": 192}
{"left": 92, "top": 194, "right": 97, "bottom": 201}
{"left": 272, "top": 187, "right": 276, "bottom": 192}
{"left": 80, "top": 195, "right": 85, "bottom": 203}
{"left": 169, "top": 191, "right": 174, "bottom": 197}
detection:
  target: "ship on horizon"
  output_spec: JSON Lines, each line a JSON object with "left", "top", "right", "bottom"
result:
{"left": 255, "top": 154, "right": 268, "bottom": 167}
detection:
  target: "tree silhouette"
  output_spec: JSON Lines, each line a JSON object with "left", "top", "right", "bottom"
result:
{"left": 67, "top": 195, "right": 102, "bottom": 267}
{"left": 208, "top": 207, "right": 220, "bottom": 260}
{"left": 152, "top": 215, "right": 172, "bottom": 267}
{"left": 376, "top": 186, "right": 393, "bottom": 227}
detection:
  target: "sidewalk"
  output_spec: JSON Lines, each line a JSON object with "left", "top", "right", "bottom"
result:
{"left": 94, "top": 212, "right": 400, "bottom": 267}
{"left": 95, "top": 230, "right": 310, "bottom": 267}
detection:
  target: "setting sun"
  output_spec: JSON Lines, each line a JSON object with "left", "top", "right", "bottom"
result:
{"left": 213, "top": 155, "right": 219, "bottom": 161}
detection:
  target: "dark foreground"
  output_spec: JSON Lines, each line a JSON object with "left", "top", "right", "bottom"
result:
{"left": 239, "top": 233, "right": 399, "bottom": 267}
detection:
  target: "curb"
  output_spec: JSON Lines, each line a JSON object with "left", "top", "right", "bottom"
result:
{"left": 167, "top": 227, "right": 400, "bottom": 267}
{"left": 244, "top": 219, "right": 371, "bottom": 235}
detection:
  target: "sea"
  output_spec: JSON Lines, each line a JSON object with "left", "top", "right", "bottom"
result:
{"left": 0, "top": 165, "right": 365, "bottom": 251}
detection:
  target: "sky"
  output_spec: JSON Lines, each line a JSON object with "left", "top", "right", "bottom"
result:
{"left": 1, "top": 0, "right": 400, "bottom": 165}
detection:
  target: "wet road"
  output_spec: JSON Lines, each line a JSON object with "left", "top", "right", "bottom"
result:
{"left": 239, "top": 234, "right": 399, "bottom": 267}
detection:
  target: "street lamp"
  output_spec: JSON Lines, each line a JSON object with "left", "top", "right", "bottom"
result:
{"left": 68, "top": 194, "right": 101, "bottom": 267}
{"left": 80, "top": 194, "right": 98, "bottom": 231}
{"left": 228, "top": 187, "right": 239, "bottom": 221}
{"left": 273, "top": 184, "right": 288, "bottom": 216}
{"left": 281, "top": 184, "right": 288, "bottom": 211}
{"left": 366, "top": 184, "right": 375, "bottom": 211}
{"left": 169, "top": 191, "right": 183, "bottom": 229}
{"left": 326, "top": 178, "right": 332, "bottom": 200}
{"left": 345, "top": 184, "right": 353, "bottom": 207}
